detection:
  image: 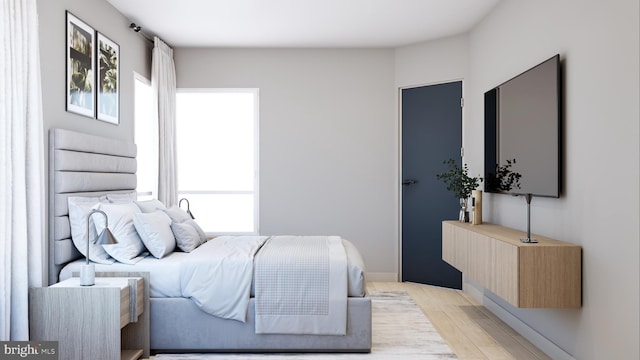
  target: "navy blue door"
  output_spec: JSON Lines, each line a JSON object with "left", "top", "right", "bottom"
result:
{"left": 402, "top": 81, "right": 462, "bottom": 289}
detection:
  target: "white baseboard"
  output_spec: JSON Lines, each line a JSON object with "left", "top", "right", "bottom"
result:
{"left": 366, "top": 272, "right": 398, "bottom": 282}
{"left": 463, "top": 278, "right": 576, "bottom": 360}
{"left": 462, "top": 277, "right": 485, "bottom": 301}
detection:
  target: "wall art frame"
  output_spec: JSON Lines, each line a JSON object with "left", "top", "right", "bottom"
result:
{"left": 66, "top": 11, "right": 95, "bottom": 118}
{"left": 96, "top": 32, "right": 120, "bottom": 124}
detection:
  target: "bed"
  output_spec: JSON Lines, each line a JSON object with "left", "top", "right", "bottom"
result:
{"left": 48, "top": 128, "right": 372, "bottom": 353}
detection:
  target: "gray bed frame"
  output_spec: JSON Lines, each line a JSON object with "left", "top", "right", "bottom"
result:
{"left": 48, "top": 128, "right": 372, "bottom": 353}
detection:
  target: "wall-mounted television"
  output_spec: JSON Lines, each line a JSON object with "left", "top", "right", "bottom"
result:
{"left": 484, "top": 54, "right": 562, "bottom": 198}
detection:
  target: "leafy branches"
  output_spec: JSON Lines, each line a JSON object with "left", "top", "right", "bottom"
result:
{"left": 436, "top": 159, "right": 482, "bottom": 199}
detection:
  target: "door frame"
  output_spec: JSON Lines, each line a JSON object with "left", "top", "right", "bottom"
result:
{"left": 397, "top": 79, "right": 465, "bottom": 281}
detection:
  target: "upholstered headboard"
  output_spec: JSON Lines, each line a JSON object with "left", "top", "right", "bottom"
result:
{"left": 48, "top": 128, "right": 137, "bottom": 284}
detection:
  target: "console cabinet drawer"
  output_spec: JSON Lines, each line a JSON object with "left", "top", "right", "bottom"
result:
{"left": 442, "top": 221, "right": 581, "bottom": 308}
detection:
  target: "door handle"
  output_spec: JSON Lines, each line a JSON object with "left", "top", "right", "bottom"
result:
{"left": 402, "top": 179, "right": 418, "bottom": 186}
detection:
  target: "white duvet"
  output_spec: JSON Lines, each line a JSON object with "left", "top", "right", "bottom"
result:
{"left": 60, "top": 235, "right": 361, "bottom": 333}
{"left": 180, "top": 235, "right": 268, "bottom": 322}
{"left": 59, "top": 239, "right": 366, "bottom": 300}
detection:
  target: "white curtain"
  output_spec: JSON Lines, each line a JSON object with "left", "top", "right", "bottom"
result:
{"left": 0, "top": 0, "right": 46, "bottom": 341}
{"left": 151, "top": 37, "right": 178, "bottom": 207}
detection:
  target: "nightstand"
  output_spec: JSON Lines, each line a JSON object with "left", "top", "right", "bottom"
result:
{"left": 30, "top": 274, "right": 150, "bottom": 360}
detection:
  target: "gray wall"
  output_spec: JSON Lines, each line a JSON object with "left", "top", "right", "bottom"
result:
{"left": 37, "top": 0, "right": 151, "bottom": 142}
{"left": 37, "top": 0, "right": 151, "bottom": 281}
{"left": 35, "top": 0, "right": 640, "bottom": 357}
{"left": 174, "top": 48, "right": 397, "bottom": 278}
{"left": 463, "top": 1, "right": 638, "bottom": 359}
{"left": 395, "top": 1, "right": 639, "bottom": 358}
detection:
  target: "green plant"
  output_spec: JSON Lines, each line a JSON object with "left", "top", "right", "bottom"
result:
{"left": 485, "top": 159, "right": 522, "bottom": 192}
{"left": 436, "top": 158, "right": 482, "bottom": 199}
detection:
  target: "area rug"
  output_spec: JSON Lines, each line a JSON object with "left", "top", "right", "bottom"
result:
{"left": 154, "top": 291, "right": 457, "bottom": 359}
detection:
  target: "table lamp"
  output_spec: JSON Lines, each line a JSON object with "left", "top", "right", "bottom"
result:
{"left": 179, "top": 198, "right": 195, "bottom": 219}
{"left": 81, "top": 209, "right": 118, "bottom": 286}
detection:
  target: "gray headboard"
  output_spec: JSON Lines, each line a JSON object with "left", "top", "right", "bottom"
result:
{"left": 48, "top": 128, "right": 137, "bottom": 284}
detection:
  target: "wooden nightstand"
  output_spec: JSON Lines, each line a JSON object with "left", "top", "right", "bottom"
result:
{"left": 30, "top": 273, "right": 150, "bottom": 360}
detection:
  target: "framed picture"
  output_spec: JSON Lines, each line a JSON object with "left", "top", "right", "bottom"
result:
{"left": 66, "top": 12, "right": 95, "bottom": 118}
{"left": 97, "top": 32, "right": 119, "bottom": 124}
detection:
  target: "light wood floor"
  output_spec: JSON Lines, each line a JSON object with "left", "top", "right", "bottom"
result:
{"left": 368, "top": 281, "right": 550, "bottom": 360}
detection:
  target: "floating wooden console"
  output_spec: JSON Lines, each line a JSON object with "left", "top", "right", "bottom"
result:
{"left": 442, "top": 221, "right": 581, "bottom": 308}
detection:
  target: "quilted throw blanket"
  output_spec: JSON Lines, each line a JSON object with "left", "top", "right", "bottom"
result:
{"left": 254, "top": 236, "right": 348, "bottom": 335}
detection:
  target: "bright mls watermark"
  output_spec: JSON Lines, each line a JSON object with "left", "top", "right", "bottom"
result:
{"left": 1, "top": 342, "right": 57, "bottom": 359}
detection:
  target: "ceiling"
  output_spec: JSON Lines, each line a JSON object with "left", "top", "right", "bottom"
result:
{"left": 106, "top": 0, "right": 501, "bottom": 48}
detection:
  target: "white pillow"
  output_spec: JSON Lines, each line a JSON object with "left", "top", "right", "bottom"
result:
{"left": 171, "top": 221, "right": 201, "bottom": 252}
{"left": 93, "top": 202, "right": 145, "bottom": 264}
{"left": 135, "top": 199, "right": 167, "bottom": 213}
{"left": 101, "top": 244, "right": 146, "bottom": 265}
{"left": 163, "top": 206, "right": 192, "bottom": 223}
{"left": 67, "top": 196, "right": 114, "bottom": 264}
{"left": 107, "top": 192, "right": 137, "bottom": 203}
{"left": 133, "top": 211, "right": 175, "bottom": 258}
{"left": 185, "top": 219, "right": 207, "bottom": 245}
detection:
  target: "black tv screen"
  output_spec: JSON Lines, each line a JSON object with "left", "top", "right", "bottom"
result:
{"left": 484, "top": 54, "right": 561, "bottom": 198}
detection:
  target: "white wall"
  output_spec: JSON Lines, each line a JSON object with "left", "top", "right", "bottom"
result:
{"left": 463, "top": 1, "right": 638, "bottom": 359}
{"left": 396, "top": 1, "right": 639, "bottom": 358}
{"left": 395, "top": 34, "right": 469, "bottom": 88}
{"left": 174, "top": 48, "right": 398, "bottom": 277}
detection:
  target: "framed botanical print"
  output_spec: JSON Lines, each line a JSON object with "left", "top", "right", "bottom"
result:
{"left": 97, "top": 32, "right": 119, "bottom": 124}
{"left": 66, "top": 12, "right": 95, "bottom": 118}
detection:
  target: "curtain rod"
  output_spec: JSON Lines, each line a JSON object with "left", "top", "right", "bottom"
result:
{"left": 129, "top": 23, "right": 153, "bottom": 43}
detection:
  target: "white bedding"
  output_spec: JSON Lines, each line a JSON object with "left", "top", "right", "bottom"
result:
{"left": 60, "top": 250, "right": 188, "bottom": 297}
{"left": 61, "top": 235, "right": 361, "bottom": 330}
{"left": 60, "top": 238, "right": 367, "bottom": 299}
{"left": 181, "top": 235, "right": 268, "bottom": 322}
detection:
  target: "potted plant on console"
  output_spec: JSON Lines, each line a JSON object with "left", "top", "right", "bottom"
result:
{"left": 436, "top": 159, "right": 482, "bottom": 222}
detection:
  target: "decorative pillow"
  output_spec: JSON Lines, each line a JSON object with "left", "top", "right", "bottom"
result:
{"left": 171, "top": 221, "right": 201, "bottom": 252}
{"left": 186, "top": 219, "right": 208, "bottom": 245}
{"left": 133, "top": 211, "right": 175, "bottom": 258}
{"left": 163, "top": 206, "right": 192, "bottom": 223}
{"left": 106, "top": 192, "right": 137, "bottom": 203}
{"left": 101, "top": 244, "right": 146, "bottom": 265}
{"left": 67, "top": 196, "right": 114, "bottom": 264}
{"left": 135, "top": 199, "right": 167, "bottom": 213}
{"left": 93, "top": 202, "right": 145, "bottom": 264}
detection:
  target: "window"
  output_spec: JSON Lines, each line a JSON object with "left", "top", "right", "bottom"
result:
{"left": 176, "top": 89, "right": 259, "bottom": 234}
{"left": 134, "top": 73, "right": 156, "bottom": 201}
